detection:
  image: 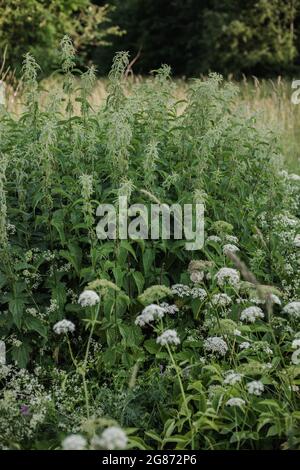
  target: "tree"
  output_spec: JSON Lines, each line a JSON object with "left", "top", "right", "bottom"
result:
{"left": 0, "top": 0, "right": 123, "bottom": 75}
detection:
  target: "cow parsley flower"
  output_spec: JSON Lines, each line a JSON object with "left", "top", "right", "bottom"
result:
{"left": 97, "top": 426, "right": 127, "bottom": 450}
{"left": 157, "top": 329, "right": 180, "bottom": 346}
{"left": 171, "top": 284, "right": 191, "bottom": 297}
{"left": 226, "top": 398, "right": 246, "bottom": 407}
{"left": 135, "top": 304, "right": 165, "bottom": 326}
{"left": 53, "top": 319, "right": 75, "bottom": 335}
{"left": 190, "top": 287, "right": 207, "bottom": 300}
{"left": 78, "top": 290, "right": 100, "bottom": 307}
{"left": 283, "top": 301, "right": 300, "bottom": 319}
{"left": 240, "top": 306, "right": 264, "bottom": 323}
{"left": 190, "top": 271, "right": 204, "bottom": 283}
{"left": 233, "top": 329, "right": 241, "bottom": 336}
{"left": 159, "top": 302, "right": 179, "bottom": 315}
{"left": 223, "top": 244, "right": 240, "bottom": 255}
{"left": 62, "top": 434, "right": 87, "bottom": 450}
{"left": 247, "top": 380, "right": 264, "bottom": 396}
{"left": 203, "top": 336, "right": 228, "bottom": 356}
{"left": 224, "top": 235, "right": 239, "bottom": 244}
{"left": 239, "top": 341, "right": 251, "bottom": 350}
{"left": 207, "top": 235, "right": 222, "bottom": 244}
{"left": 224, "top": 372, "right": 243, "bottom": 385}
{"left": 211, "top": 293, "right": 232, "bottom": 307}
{"left": 215, "top": 268, "right": 240, "bottom": 288}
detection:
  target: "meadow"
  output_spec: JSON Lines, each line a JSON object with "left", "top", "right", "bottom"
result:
{"left": 0, "top": 38, "right": 300, "bottom": 450}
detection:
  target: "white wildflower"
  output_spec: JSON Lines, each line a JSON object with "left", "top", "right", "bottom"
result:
{"left": 135, "top": 304, "right": 165, "bottom": 326}
{"left": 211, "top": 293, "right": 232, "bottom": 307}
{"left": 190, "top": 287, "right": 207, "bottom": 300}
{"left": 206, "top": 235, "right": 221, "bottom": 243}
{"left": 53, "top": 319, "right": 75, "bottom": 335}
{"left": 203, "top": 336, "right": 228, "bottom": 356}
{"left": 224, "top": 235, "right": 239, "bottom": 244}
{"left": 62, "top": 434, "right": 87, "bottom": 450}
{"left": 247, "top": 380, "right": 264, "bottom": 396}
{"left": 78, "top": 290, "right": 100, "bottom": 307}
{"left": 159, "top": 302, "right": 179, "bottom": 315}
{"left": 233, "top": 329, "right": 241, "bottom": 336}
{"left": 171, "top": 284, "right": 191, "bottom": 297}
{"left": 157, "top": 329, "right": 180, "bottom": 346}
{"left": 223, "top": 244, "right": 240, "bottom": 255}
{"left": 283, "top": 301, "right": 300, "bottom": 319}
{"left": 239, "top": 341, "right": 251, "bottom": 350}
{"left": 215, "top": 268, "right": 240, "bottom": 289}
{"left": 224, "top": 372, "right": 243, "bottom": 385}
{"left": 226, "top": 397, "right": 246, "bottom": 407}
{"left": 289, "top": 385, "right": 299, "bottom": 392}
{"left": 97, "top": 426, "right": 127, "bottom": 450}
{"left": 240, "top": 306, "right": 264, "bottom": 323}
{"left": 190, "top": 271, "right": 204, "bottom": 283}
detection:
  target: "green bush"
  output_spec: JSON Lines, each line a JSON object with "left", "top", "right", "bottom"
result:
{"left": 0, "top": 41, "right": 300, "bottom": 450}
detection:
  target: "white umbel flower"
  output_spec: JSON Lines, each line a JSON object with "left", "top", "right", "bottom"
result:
{"left": 206, "top": 235, "right": 221, "bottom": 244}
{"left": 159, "top": 302, "right": 179, "bottom": 315}
{"left": 283, "top": 301, "right": 300, "bottom": 319}
{"left": 215, "top": 268, "right": 240, "bottom": 288}
{"left": 240, "top": 306, "right": 264, "bottom": 323}
{"left": 224, "top": 372, "right": 243, "bottom": 385}
{"left": 190, "top": 287, "right": 207, "bottom": 300}
{"left": 97, "top": 426, "right": 127, "bottom": 450}
{"left": 224, "top": 235, "right": 239, "bottom": 244}
{"left": 171, "top": 284, "right": 191, "bottom": 297}
{"left": 239, "top": 341, "right": 251, "bottom": 350}
{"left": 78, "top": 290, "right": 100, "bottom": 307}
{"left": 157, "top": 329, "right": 180, "bottom": 346}
{"left": 223, "top": 244, "right": 240, "bottom": 255}
{"left": 190, "top": 271, "right": 204, "bottom": 283}
{"left": 203, "top": 336, "right": 228, "bottom": 356}
{"left": 247, "top": 380, "right": 264, "bottom": 396}
{"left": 211, "top": 293, "right": 232, "bottom": 307}
{"left": 53, "top": 319, "right": 75, "bottom": 335}
{"left": 226, "top": 397, "right": 246, "bottom": 407}
{"left": 135, "top": 304, "right": 165, "bottom": 326}
{"left": 62, "top": 434, "right": 87, "bottom": 450}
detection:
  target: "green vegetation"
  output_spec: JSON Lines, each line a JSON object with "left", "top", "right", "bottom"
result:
{"left": 0, "top": 40, "right": 300, "bottom": 450}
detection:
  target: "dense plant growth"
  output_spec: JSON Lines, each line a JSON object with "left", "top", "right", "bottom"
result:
{"left": 0, "top": 39, "right": 300, "bottom": 450}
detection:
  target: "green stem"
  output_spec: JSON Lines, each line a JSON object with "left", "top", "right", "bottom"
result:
{"left": 166, "top": 344, "right": 195, "bottom": 450}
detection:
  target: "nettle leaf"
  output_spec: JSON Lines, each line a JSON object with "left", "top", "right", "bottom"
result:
{"left": 11, "top": 342, "right": 31, "bottom": 368}
{"left": 119, "top": 323, "right": 143, "bottom": 348}
{"left": 131, "top": 271, "right": 145, "bottom": 295}
{"left": 51, "top": 209, "right": 67, "bottom": 246}
{"left": 60, "top": 242, "right": 82, "bottom": 276}
{"left": 24, "top": 316, "right": 48, "bottom": 338}
{"left": 8, "top": 282, "right": 27, "bottom": 329}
